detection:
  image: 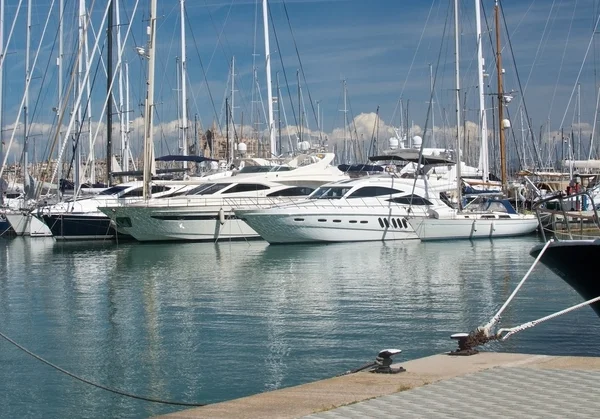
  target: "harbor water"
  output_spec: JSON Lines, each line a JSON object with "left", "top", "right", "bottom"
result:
{"left": 1, "top": 235, "right": 599, "bottom": 418}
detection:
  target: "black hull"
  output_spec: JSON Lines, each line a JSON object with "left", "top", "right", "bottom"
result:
{"left": 531, "top": 240, "right": 600, "bottom": 316}
{"left": 41, "top": 214, "right": 132, "bottom": 241}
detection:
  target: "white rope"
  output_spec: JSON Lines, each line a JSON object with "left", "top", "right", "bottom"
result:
{"left": 497, "top": 295, "right": 600, "bottom": 341}
{"left": 481, "top": 239, "right": 553, "bottom": 336}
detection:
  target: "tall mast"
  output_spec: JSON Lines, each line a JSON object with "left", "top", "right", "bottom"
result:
{"left": 84, "top": 1, "right": 93, "bottom": 184}
{"left": 143, "top": 0, "right": 157, "bottom": 199}
{"left": 24, "top": 0, "right": 32, "bottom": 194}
{"left": 262, "top": 0, "right": 275, "bottom": 157}
{"left": 180, "top": 0, "right": 188, "bottom": 159}
{"left": 454, "top": 0, "right": 462, "bottom": 206}
{"left": 429, "top": 63, "right": 435, "bottom": 147}
{"left": 475, "top": 0, "right": 489, "bottom": 183}
{"left": 57, "top": 0, "right": 63, "bottom": 195}
{"left": 495, "top": 0, "right": 507, "bottom": 192}
{"left": 75, "top": 0, "right": 86, "bottom": 192}
{"left": 0, "top": 0, "right": 4, "bottom": 192}
{"left": 106, "top": 0, "right": 114, "bottom": 185}
{"left": 343, "top": 79, "right": 348, "bottom": 162}
{"left": 115, "top": 0, "right": 127, "bottom": 180}
{"left": 230, "top": 56, "right": 235, "bottom": 162}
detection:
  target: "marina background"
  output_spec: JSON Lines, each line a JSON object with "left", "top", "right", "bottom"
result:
{"left": 1, "top": 235, "right": 599, "bottom": 418}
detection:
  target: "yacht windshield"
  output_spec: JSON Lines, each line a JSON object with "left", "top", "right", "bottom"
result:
{"left": 309, "top": 186, "right": 352, "bottom": 199}
{"left": 98, "top": 186, "right": 128, "bottom": 196}
{"left": 185, "top": 183, "right": 232, "bottom": 196}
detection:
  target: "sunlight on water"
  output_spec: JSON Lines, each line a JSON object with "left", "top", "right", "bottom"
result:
{"left": 1, "top": 235, "right": 599, "bottom": 418}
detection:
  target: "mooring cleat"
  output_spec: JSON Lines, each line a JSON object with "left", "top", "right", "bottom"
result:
{"left": 370, "top": 349, "right": 406, "bottom": 374}
{"left": 449, "top": 332, "right": 479, "bottom": 356}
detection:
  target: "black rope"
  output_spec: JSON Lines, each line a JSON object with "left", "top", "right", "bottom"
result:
{"left": 0, "top": 329, "right": 206, "bottom": 407}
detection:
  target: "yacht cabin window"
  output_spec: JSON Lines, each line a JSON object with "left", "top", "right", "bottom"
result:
{"left": 347, "top": 186, "right": 404, "bottom": 198}
{"left": 120, "top": 185, "right": 170, "bottom": 198}
{"left": 309, "top": 186, "right": 352, "bottom": 199}
{"left": 99, "top": 186, "right": 128, "bottom": 195}
{"left": 267, "top": 187, "right": 314, "bottom": 197}
{"left": 222, "top": 183, "right": 271, "bottom": 194}
{"left": 186, "top": 183, "right": 232, "bottom": 196}
{"left": 387, "top": 194, "right": 433, "bottom": 206}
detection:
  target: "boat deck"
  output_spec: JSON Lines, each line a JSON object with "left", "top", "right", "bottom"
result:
{"left": 157, "top": 352, "right": 600, "bottom": 418}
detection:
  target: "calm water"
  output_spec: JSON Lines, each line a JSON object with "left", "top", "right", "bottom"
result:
{"left": 1, "top": 235, "right": 599, "bottom": 418}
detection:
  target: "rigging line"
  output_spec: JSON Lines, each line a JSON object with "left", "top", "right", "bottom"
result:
{"left": 281, "top": 0, "right": 322, "bottom": 142}
{"left": 185, "top": 7, "right": 223, "bottom": 135}
{"left": 499, "top": 1, "right": 543, "bottom": 170}
{"left": 547, "top": 0, "right": 574, "bottom": 120}
{"left": 0, "top": 0, "right": 60, "bottom": 182}
{"left": 522, "top": 0, "right": 558, "bottom": 96}
{"left": 389, "top": 0, "right": 436, "bottom": 125}
{"left": 27, "top": 0, "right": 66, "bottom": 158}
{"left": 0, "top": 0, "right": 24, "bottom": 70}
{"left": 156, "top": 2, "right": 179, "bottom": 111}
{"left": 559, "top": 11, "right": 600, "bottom": 130}
{"left": 409, "top": 0, "right": 452, "bottom": 208}
{"left": 0, "top": 329, "right": 206, "bottom": 407}
{"left": 200, "top": 0, "right": 235, "bottom": 77}
{"left": 268, "top": 4, "right": 299, "bottom": 131}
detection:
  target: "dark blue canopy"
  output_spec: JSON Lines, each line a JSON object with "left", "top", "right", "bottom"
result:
{"left": 155, "top": 155, "right": 218, "bottom": 163}
{"left": 338, "top": 164, "right": 384, "bottom": 173}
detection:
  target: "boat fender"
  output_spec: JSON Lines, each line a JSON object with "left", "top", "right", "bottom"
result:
{"left": 219, "top": 208, "right": 225, "bottom": 225}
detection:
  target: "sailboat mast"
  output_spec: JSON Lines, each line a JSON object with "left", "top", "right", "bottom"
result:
{"left": 475, "top": 0, "right": 489, "bottom": 183}
{"left": 230, "top": 56, "right": 235, "bottom": 163}
{"left": 24, "top": 0, "right": 32, "bottom": 189}
{"left": 115, "top": 0, "right": 127, "bottom": 179}
{"left": 262, "top": 0, "right": 275, "bottom": 157}
{"left": 495, "top": 0, "right": 507, "bottom": 192}
{"left": 106, "top": 0, "right": 114, "bottom": 185}
{"left": 143, "top": 0, "right": 157, "bottom": 199}
{"left": 454, "top": 0, "right": 462, "bottom": 206}
{"left": 0, "top": 0, "right": 4, "bottom": 189}
{"left": 57, "top": 0, "right": 63, "bottom": 195}
{"left": 180, "top": 0, "right": 188, "bottom": 159}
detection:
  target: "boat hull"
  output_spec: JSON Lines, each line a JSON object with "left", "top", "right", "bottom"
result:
{"left": 408, "top": 216, "right": 539, "bottom": 241}
{"left": 236, "top": 208, "right": 420, "bottom": 244}
{"left": 531, "top": 240, "right": 600, "bottom": 316}
{"left": 100, "top": 205, "right": 260, "bottom": 242}
{"left": 40, "top": 213, "right": 130, "bottom": 241}
{"left": 5, "top": 212, "right": 52, "bottom": 237}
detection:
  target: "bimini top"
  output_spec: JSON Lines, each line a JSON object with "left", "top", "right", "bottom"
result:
{"left": 337, "top": 164, "right": 384, "bottom": 173}
{"left": 155, "top": 155, "right": 218, "bottom": 163}
{"left": 369, "top": 150, "right": 454, "bottom": 166}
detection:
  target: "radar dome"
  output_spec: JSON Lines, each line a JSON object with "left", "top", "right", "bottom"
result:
{"left": 299, "top": 141, "right": 311, "bottom": 151}
{"left": 237, "top": 142, "right": 247, "bottom": 156}
{"left": 502, "top": 119, "right": 511, "bottom": 129}
{"left": 412, "top": 135, "right": 423, "bottom": 148}
{"left": 388, "top": 137, "right": 399, "bottom": 150}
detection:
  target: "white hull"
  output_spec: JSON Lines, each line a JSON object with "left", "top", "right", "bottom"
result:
{"left": 5, "top": 212, "right": 53, "bottom": 237}
{"left": 236, "top": 208, "right": 422, "bottom": 244}
{"left": 105, "top": 206, "right": 260, "bottom": 242}
{"left": 408, "top": 215, "right": 539, "bottom": 241}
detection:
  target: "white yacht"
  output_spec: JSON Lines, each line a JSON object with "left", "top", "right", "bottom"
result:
{"left": 38, "top": 181, "right": 190, "bottom": 240}
{"left": 234, "top": 175, "right": 457, "bottom": 244}
{"left": 407, "top": 194, "right": 539, "bottom": 240}
{"left": 97, "top": 153, "right": 349, "bottom": 242}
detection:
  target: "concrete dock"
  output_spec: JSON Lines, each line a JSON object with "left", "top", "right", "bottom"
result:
{"left": 158, "top": 352, "right": 600, "bottom": 418}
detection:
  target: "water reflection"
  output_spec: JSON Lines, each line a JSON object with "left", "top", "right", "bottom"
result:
{"left": 0, "top": 235, "right": 599, "bottom": 419}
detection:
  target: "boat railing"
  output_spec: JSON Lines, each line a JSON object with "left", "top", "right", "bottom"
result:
{"left": 532, "top": 190, "right": 600, "bottom": 241}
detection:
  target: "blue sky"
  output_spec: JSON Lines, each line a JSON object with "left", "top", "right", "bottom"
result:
{"left": 1, "top": 0, "right": 600, "bottom": 162}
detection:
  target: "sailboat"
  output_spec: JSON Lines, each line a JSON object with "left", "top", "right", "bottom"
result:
{"left": 407, "top": 0, "right": 538, "bottom": 241}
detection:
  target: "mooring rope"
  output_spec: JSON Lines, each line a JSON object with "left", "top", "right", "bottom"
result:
{"left": 0, "top": 329, "right": 206, "bottom": 407}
